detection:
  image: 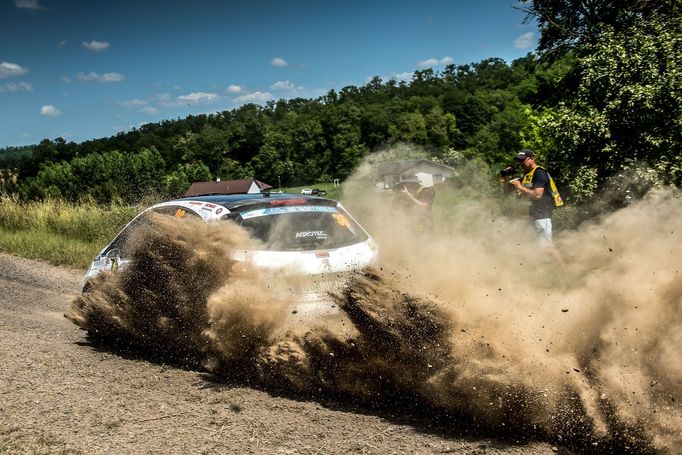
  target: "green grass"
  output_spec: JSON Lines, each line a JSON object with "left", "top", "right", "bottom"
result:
{"left": 0, "top": 197, "right": 137, "bottom": 269}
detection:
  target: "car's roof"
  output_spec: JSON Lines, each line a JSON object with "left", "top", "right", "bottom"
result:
{"left": 173, "top": 193, "right": 337, "bottom": 211}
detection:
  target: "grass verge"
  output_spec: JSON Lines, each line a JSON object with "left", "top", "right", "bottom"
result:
{"left": 0, "top": 197, "right": 137, "bottom": 269}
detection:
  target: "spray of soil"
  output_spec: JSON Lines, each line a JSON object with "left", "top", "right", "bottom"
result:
{"left": 67, "top": 213, "right": 291, "bottom": 372}
{"left": 68, "top": 168, "right": 680, "bottom": 453}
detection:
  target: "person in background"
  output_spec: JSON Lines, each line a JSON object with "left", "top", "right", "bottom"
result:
{"left": 509, "top": 149, "right": 563, "bottom": 246}
{"left": 396, "top": 178, "right": 436, "bottom": 232}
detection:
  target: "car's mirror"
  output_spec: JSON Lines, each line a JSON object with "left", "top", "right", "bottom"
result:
{"left": 105, "top": 248, "right": 120, "bottom": 259}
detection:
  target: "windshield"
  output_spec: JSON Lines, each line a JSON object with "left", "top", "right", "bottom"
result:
{"left": 223, "top": 204, "right": 369, "bottom": 251}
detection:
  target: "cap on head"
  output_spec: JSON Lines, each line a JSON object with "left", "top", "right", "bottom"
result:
{"left": 516, "top": 149, "right": 535, "bottom": 161}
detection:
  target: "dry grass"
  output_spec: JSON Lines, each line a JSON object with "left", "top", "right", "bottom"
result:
{"left": 0, "top": 196, "right": 137, "bottom": 268}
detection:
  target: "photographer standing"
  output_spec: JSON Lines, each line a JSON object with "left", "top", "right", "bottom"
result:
{"left": 509, "top": 149, "right": 563, "bottom": 245}
{"left": 393, "top": 177, "right": 436, "bottom": 232}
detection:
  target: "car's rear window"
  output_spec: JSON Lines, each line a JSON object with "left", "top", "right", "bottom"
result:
{"left": 223, "top": 205, "right": 368, "bottom": 251}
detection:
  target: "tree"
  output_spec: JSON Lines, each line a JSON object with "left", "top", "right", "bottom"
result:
{"left": 23, "top": 147, "right": 166, "bottom": 203}
{"left": 176, "top": 126, "right": 229, "bottom": 173}
{"left": 325, "top": 104, "right": 367, "bottom": 178}
{"left": 538, "top": 14, "right": 682, "bottom": 201}
{"left": 519, "top": 0, "right": 680, "bottom": 54}
{"left": 388, "top": 112, "right": 428, "bottom": 144}
{"left": 164, "top": 162, "right": 212, "bottom": 198}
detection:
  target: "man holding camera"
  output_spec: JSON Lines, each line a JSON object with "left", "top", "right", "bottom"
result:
{"left": 393, "top": 177, "right": 436, "bottom": 232}
{"left": 509, "top": 149, "right": 563, "bottom": 245}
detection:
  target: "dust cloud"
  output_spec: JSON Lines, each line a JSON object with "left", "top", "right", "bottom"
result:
{"left": 68, "top": 158, "right": 680, "bottom": 453}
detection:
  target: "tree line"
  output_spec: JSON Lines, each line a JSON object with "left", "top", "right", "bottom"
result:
{"left": 1, "top": 1, "right": 680, "bottom": 215}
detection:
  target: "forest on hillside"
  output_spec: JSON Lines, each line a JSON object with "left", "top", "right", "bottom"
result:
{"left": 1, "top": 1, "right": 680, "bottom": 216}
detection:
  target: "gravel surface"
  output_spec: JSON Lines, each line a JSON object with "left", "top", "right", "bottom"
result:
{"left": 0, "top": 252, "right": 560, "bottom": 454}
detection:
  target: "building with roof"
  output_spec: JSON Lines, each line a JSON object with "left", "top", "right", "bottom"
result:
{"left": 376, "top": 159, "right": 456, "bottom": 189}
{"left": 184, "top": 179, "right": 272, "bottom": 197}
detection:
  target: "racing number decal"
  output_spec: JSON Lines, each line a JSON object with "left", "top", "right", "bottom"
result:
{"left": 332, "top": 213, "right": 350, "bottom": 227}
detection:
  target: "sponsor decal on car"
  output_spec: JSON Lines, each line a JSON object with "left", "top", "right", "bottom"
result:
{"left": 295, "top": 231, "right": 327, "bottom": 239}
{"left": 240, "top": 205, "right": 337, "bottom": 220}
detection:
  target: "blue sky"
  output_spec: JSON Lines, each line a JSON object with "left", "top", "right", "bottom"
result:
{"left": 0, "top": 0, "right": 537, "bottom": 148}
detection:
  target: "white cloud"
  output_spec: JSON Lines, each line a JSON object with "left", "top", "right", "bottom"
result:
{"left": 270, "top": 80, "right": 295, "bottom": 90}
{"left": 226, "top": 84, "right": 244, "bottom": 94}
{"left": 514, "top": 31, "right": 536, "bottom": 49}
{"left": 235, "top": 91, "right": 274, "bottom": 103}
{"left": 0, "top": 61, "right": 28, "bottom": 79}
{"left": 119, "top": 98, "right": 148, "bottom": 108}
{"left": 140, "top": 106, "right": 160, "bottom": 114}
{"left": 61, "top": 76, "right": 72, "bottom": 84}
{"left": 0, "top": 81, "right": 33, "bottom": 92}
{"left": 419, "top": 58, "right": 439, "bottom": 67}
{"left": 22, "top": 133, "right": 32, "bottom": 139}
{"left": 58, "top": 40, "right": 68, "bottom": 50}
{"left": 177, "top": 91, "right": 219, "bottom": 104}
{"left": 82, "top": 40, "right": 110, "bottom": 52}
{"left": 117, "top": 98, "right": 160, "bottom": 114}
{"left": 77, "top": 71, "right": 125, "bottom": 82}
{"left": 151, "top": 91, "right": 220, "bottom": 108}
{"left": 417, "top": 56, "right": 454, "bottom": 68}
{"left": 15, "top": 0, "right": 47, "bottom": 11}
{"left": 271, "top": 57, "right": 288, "bottom": 67}
{"left": 40, "top": 105, "right": 62, "bottom": 116}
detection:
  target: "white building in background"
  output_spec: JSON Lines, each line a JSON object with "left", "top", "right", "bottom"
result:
{"left": 376, "top": 159, "right": 456, "bottom": 189}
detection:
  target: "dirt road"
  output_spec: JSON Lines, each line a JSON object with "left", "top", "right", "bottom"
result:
{"left": 0, "top": 252, "right": 558, "bottom": 454}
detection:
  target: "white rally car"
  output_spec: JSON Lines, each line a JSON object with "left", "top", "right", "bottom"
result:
{"left": 82, "top": 193, "right": 378, "bottom": 318}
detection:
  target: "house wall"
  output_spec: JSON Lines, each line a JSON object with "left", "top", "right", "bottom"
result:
{"left": 398, "top": 165, "right": 452, "bottom": 187}
{"left": 414, "top": 171, "right": 437, "bottom": 187}
{"left": 379, "top": 161, "right": 455, "bottom": 189}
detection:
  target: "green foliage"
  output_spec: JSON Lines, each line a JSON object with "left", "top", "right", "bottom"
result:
{"left": 538, "top": 14, "right": 682, "bottom": 205}
{"left": 164, "top": 162, "right": 212, "bottom": 198}
{"left": 0, "top": 145, "right": 31, "bottom": 170}
{"left": 519, "top": 0, "right": 679, "bottom": 53}
{"left": 19, "top": 147, "right": 166, "bottom": 204}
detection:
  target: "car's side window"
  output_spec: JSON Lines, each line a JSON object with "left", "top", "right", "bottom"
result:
{"left": 102, "top": 205, "right": 200, "bottom": 257}
{"left": 102, "top": 212, "right": 151, "bottom": 257}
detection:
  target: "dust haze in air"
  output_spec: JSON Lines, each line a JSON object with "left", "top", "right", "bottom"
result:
{"left": 68, "top": 146, "right": 681, "bottom": 453}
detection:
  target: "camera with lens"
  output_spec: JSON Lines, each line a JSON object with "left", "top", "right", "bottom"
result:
{"left": 499, "top": 166, "right": 515, "bottom": 178}
{"left": 499, "top": 166, "right": 518, "bottom": 194}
